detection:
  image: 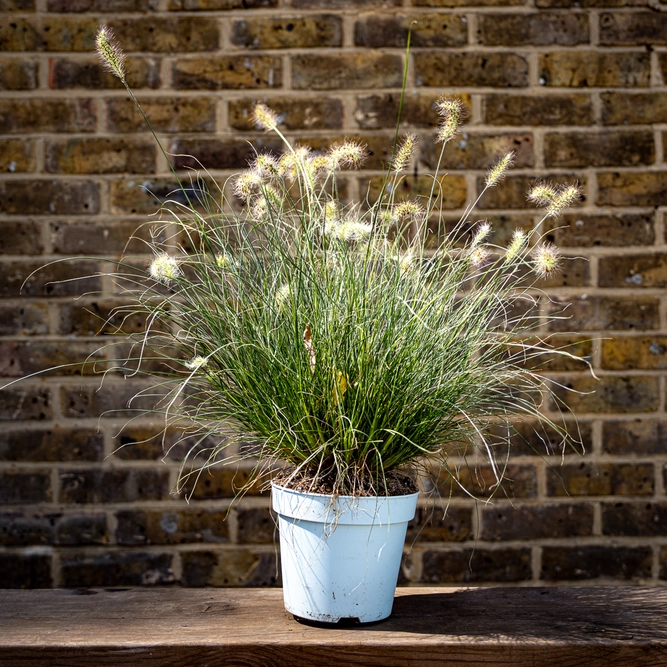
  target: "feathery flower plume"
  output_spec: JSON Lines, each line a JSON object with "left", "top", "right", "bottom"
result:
{"left": 533, "top": 243, "right": 560, "bottom": 277}
{"left": 252, "top": 103, "right": 279, "bottom": 132}
{"left": 186, "top": 356, "right": 208, "bottom": 371}
{"left": 471, "top": 220, "right": 492, "bottom": 247}
{"left": 275, "top": 283, "right": 291, "bottom": 309}
{"left": 394, "top": 200, "right": 426, "bottom": 223}
{"left": 469, "top": 245, "right": 491, "bottom": 267}
{"left": 95, "top": 26, "right": 126, "bottom": 82}
{"left": 435, "top": 97, "right": 466, "bottom": 143}
{"left": 505, "top": 228, "right": 527, "bottom": 263}
{"left": 527, "top": 182, "right": 557, "bottom": 207}
{"left": 485, "top": 151, "right": 515, "bottom": 188}
{"left": 233, "top": 171, "right": 262, "bottom": 202}
{"left": 327, "top": 141, "right": 367, "bottom": 171}
{"left": 278, "top": 146, "right": 311, "bottom": 180}
{"left": 149, "top": 253, "right": 180, "bottom": 284}
{"left": 252, "top": 154, "right": 279, "bottom": 179}
{"left": 546, "top": 184, "right": 581, "bottom": 217}
{"left": 215, "top": 253, "right": 233, "bottom": 270}
{"left": 392, "top": 134, "right": 417, "bottom": 173}
{"left": 328, "top": 220, "right": 373, "bottom": 242}
{"left": 324, "top": 201, "right": 338, "bottom": 221}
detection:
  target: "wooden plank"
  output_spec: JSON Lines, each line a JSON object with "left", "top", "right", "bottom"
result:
{"left": 1, "top": 587, "right": 666, "bottom": 666}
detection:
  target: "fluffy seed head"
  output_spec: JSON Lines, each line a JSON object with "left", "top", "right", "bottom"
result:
{"left": 546, "top": 184, "right": 581, "bottom": 217}
{"left": 252, "top": 153, "right": 279, "bottom": 179}
{"left": 233, "top": 171, "right": 262, "bottom": 202}
{"left": 435, "top": 97, "right": 466, "bottom": 143}
{"left": 485, "top": 151, "right": 515, "bottom": 187}
{"left": 95, "top": 26, "right": 125, "bottom": 81}
{"left": 394, "top": 200, "right": 426, "bottom": 222}
{"left": 471, "top": 220, "right": 492, "bottom": 247}
{"left": 326, "top": 219, "right": 373, "bottom": 242}
{"left": 327, "top": 141, "right": 366, "bottom": 170}
{"left": 528, "top": 182, "right": 558, "bottom": 207}
{"left": 149, "top": 253, "right": 180, "bottom": 284}
{"left": 275, "top": 283, "right": 291, "bottom": 309}
{"left": 505, "top": 228, "right": 527, "bottom": 262}
{"left": 392, "top": 134, "right": 417, "bottom": 173}
{"left": 533, "top": 243, "right": 560, "bottom": 277}
{"left": 252, "top": 103, "right": 279, "bottom": 131}
{"left": 215, "top": 253, "right": 233, "bottom": 270}
{"left": 186, "top": 356, "right": 208, "bottom": 371}
{"left": 469, "top": 245, "right": 491, "bottom": 267}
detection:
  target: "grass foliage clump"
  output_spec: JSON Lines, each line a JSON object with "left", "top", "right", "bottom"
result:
{"left": 95, "top": 28, "right": 585, "bottom": 499}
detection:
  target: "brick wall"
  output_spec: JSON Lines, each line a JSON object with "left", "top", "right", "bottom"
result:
{"left": 1, "top": 0, "right": 666, "bottom": 589}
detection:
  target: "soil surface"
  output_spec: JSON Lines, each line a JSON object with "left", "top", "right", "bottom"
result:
{"left": 272, "top": 468, "right": 418, "bottom": 497}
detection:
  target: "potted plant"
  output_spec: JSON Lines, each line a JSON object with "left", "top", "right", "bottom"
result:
{"left": 61, "top": 28, "right": 587, "bottom": 623}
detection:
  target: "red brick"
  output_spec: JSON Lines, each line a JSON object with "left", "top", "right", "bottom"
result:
{"left": 107, "top": 17, "right": 219, "bottom": 53}
{"left": 484, "top": 94, "right": 593, "bottom": 125}
{"left": 416, "top": 53, "right": 528, "bottom": 88}
{"left": 355, "top": 13, "right": 467, "bottom": 48}
{"left": 46, "top": 138, "right": 156, "bottom": 175}
{"left": 544, "top": 130, "right": 654, "bottom": 167}
{"left": 0, "top": 471, "right": 52, "bottom": 505}
{"left": 232, "top": 15, "right": 342, "bottom": 49}
{"left": 293, "top": 53, "right": 403, "bottom": 90}
{"left": 0, "top": 57, "right": 37, "bottom": 90}
{"left": 550, "top": 376, "right": 660, "bottom": 414}
{"left": 0, "top": 99, "right": 95, "bottom": 134}
{"left": 0, "top": 554, "right": 52, "bottom": 588}
{"left": 229, "top": 97, "right": 343, "bottom": 132}
{"left": 599, "top": 253, "right": 667, "bottom": 288}
{"left": 602, "top": 419, "right": 667, "bottom": 455}
{"left": 602, "top": 502, "right": 667, "bottom": 536}
{"left": 59, "top": 468, "right": 170, "bottom": 503}
{"left": 481, "top": 503, "right": 594, "bottom": 540}
{"left": 49, "top": 57, "right": 161, "bottom": 90}
{"left": 601, "top": 92, "right": 667, "bottom": 125}
{"left": 602, "top": 336, "right": 667, "bottom": 370}
{"left": 407, "top": 507, "right": 473, "bottom": 543}
{"left": 547, "top": 462, "right": 654, "bottom": 496}
{"left": 61, "top": 552, "right": 174, "bottom": 587}
{"left": 0, "top": 341, "right": 105, "bottom": 377}
{"left": 600, "top": 12, "right": 667, "bottom": 45}
{"left": 173, "top": 56, "right": 282, "bottom": 90}
{"left": 421, "top": 548, "right": 532, "bottom": 583}
{"left": 539, "top": 51, "right": 650, "bottom": 87}
{"left": 543, "top": 212, "right": 654, "bottom": 248}
{"left": 116, "top": 509, "right": 229, "bottom": 545}
{"left": 180, "top": 549, "right": 279, "bottom": 586}
{"left": 478, "top": 12, "right": 589, "bottom": 45}
{"left": 0, "top": 387, "right": 52, "bottom": 420}
{"left": 541, "top": 546, "right": 652, "bottom": 581}
{"left": 0, "top": 260, "right": 101, "bottom": 297}
{"left": 106, "top": 97, "right": 216, "bottom": 133}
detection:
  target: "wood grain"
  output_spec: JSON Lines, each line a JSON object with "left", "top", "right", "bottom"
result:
{"left": 1, "top": 587, "right": 666, "bottom": 666}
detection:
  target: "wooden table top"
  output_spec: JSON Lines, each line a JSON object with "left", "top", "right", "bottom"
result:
{"left": 1, "top": 586, "right": 666, "bottom": 666}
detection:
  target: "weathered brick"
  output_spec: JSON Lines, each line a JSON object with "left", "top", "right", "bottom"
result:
{"left": 603, "top": 419, "right": 667, "bottom": 455}
{"left": 237, "top": 508, "right": 276, "bottom": 544}
{"left": 46, "top": 138, "right": 155, "bottom": 175}
{"left": 478, "top": 12, "right": 589, "bottom": 45}
{"left": 232, "top": 15, "right": 342, "bottom": 50}
{"left": 0, "top": 471, "right": 52, "bottom": 505}
{"left": 539, "top": 51, "right": 649, "bottom": 88}
{"left": 116, "top": 509, "right": 229, "bottom": 545}
{"left": 544, "top": 130, "right": 654, "bottom": 167}
{"left": 421, "top": 548, "right": 532, "bottom": 583}
{"left": 436, "top": 464, "right": 537, "bottom": 500}
{"left": 57, "top": 300, "right": 147, "bottom": 337}
{"left": 0, "top": 260, "right": 101, "bottom": 297}
{"left": 484, "top": 94, "right": 593, "bottom": 125}
{"left": 0, "top": 428, "right": 103, "bottom": 462}
{"left": 0, "top": 180, "right": 100, "bottom": 216}
{"left": 0, "top": 387, "right": 52, "bottom": 420}
{"left": 660, "top": 547, "right": 667, "bottom": 581}
{"left": 486, "top": 420, "right": 592, "bottom": 457}
{"left": 407, "top": 507, "right": 473, "bottom": 543}
{"left": 355, "top": 13, "right": 467, "bottom": 48}
{"left": 173, "top": 56, "right": 282, "bottom": 90}
{"left": 547, "top": 462, "right": 654, "bottom": 496}
{"left": 0, "top": 57, "right": 37, "bottom": 90}
{"left": 0, "top": 139, "right": 35, "bottom": 174}
{"left": 477, "top": 174, "right": 585, "bottom": 209}
{"left": 106, "top": 98, "right": 215, "bottom": 134}
{"left": 543, "top": 212, "right": 654, "bottom": 248}
{"left": 48, "top": 0, "right": 158, "bottom": 9}
{"left": 524, "top": 335, "right": 592, "bottom": 369}
{"left": 542, "top": 546, "right": 652, "bottom": 581}
{"left": 229, "top": 97, "right": 343, "bottom": 132}
{"left": 599, "top": 253, "right": 667, "bottom": 287}
{"left": 0, "top": 99, "right": 95, "bottom": 134}
{"left": 422, "top": 133, "right": 533, "bottom": 171}
{"left": 0, "top": 341, "right": 105, "bottom": 377}
{"left": 0, "top": 511, "right": 107, "bottom": 546}
{"left": 550, "top": 376, "right": 660, "bottom": 414}
{"left": 416, "top": 53, "right": 528, "bottom": 88}
{"left": 110, "top": 178, "right": 206, "bottom": 215}
{"left": 110, "top": 426, "right": 164, "bottom": 460}
{"left": 293, "top": 53, "right": 403, "bottom": 90}
{"left": 169, "top": 0, "right": 277, "bottom": 8}
{"left": 601, "top": 92, "right": 667, "bottom": 125}
{"left": 537, "top": 0, "right": 648, "bottom": 5}
{"left": 61, "top": 382, "right": 160, "bottom": 419}
{"left": 602, "top": 336, "right": 667, "bottom": 370}
{"left": 481, "top": 504, "right": 594, "bottom": 540}
{"left": 0, "top": 554, "right": 52, "bottom": 588}
{"left": 546, "top": 295, "right": 659, "bottom": 332}
{"left": 602, "top": 502, "right": 667, "bottom": 536}
{"left": 600, "top": 12, "right": 667, "bottom": 45}
{"left": 0, "top": 0, "right": 36, "bottom": 9}
{"left": 50, "top": 220, "right": 153, "bottom": 256}
{"left": 59, "top": 468, "right": 170, "bottom": 503}
{"left": 363, "top": 175, "right": 467, "bottom": 210}
{"left": 0, "top": 304, "right": 49, "bottom": 335}
{"left": 180, "top": 548, "right": 279, "bottom": 586}
{"left": 31, "top": 16, "right": 98, "bottom": 51}
{"left": 416, "top": 0, "right": 523, "bottom": 5}
{"left": 49, "top": 57, "right": 161, "bottom": 90}
{"left": 292, "top": 133, "right": 394, "bottom": 171}
{"left": 0, "top": 220, "right": 44, "bottom": 255}
{"left": 661, "top": 54, "right": 667, "bottom": 83}
{"left": 171, "top": 137, "right": 283, "bottom": 171}
{"left": 182, "top": 467, "right": 266, "bottom": 500}
{"left": 0, "top": 18, "right": 42, "bottom": 51}
{"left": 61, "top": 552, "right": 174, "bottom": 587}
{"left": 107, "top": 17, "right": 219, "bottom": 52}
{"left": 355, "top": 93, "right": 470, "bottom": 130}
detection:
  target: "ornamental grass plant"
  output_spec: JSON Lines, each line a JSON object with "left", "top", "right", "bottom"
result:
{"left": 62, "top": 28, "right": 586, "bottom": 499}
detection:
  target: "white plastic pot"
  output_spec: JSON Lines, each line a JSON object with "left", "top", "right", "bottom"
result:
{"left": 272, "top": 483, "right": 419, "bottom": 624}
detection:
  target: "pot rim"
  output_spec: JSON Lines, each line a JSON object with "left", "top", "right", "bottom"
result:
{"left": 270, "top": 481, "right": 420, "bottom": 502}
